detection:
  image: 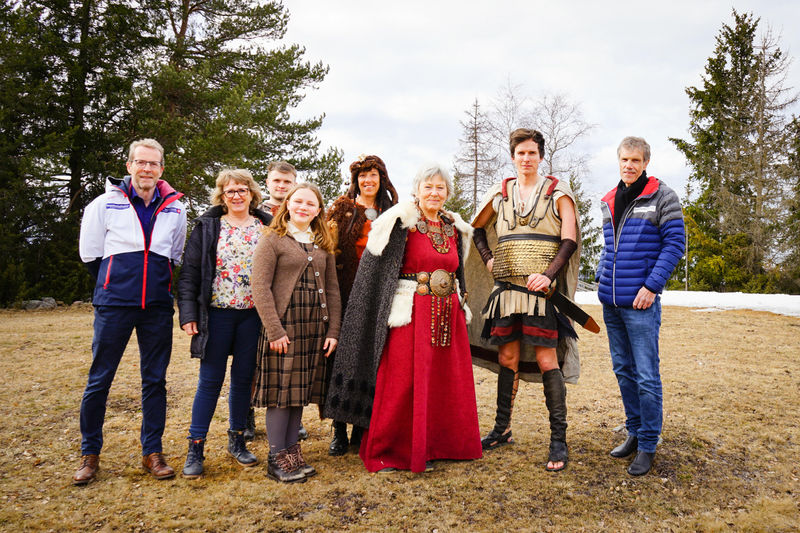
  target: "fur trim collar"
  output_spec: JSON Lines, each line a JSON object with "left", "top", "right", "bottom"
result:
{"left": 366, "top": 201, "right": 473, "bottom": 259}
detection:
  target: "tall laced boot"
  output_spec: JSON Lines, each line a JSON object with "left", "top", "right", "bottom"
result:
{"left": 182, "top": 438, "right": 205, "bottom": 479}
{"left": 349, "top": 425, "right": 365, "bottom": 448}
{"left": 287, "top": 442, "right": 316, "bottom": 477}
{"left": 227, "top": 429, "right": 258, "bottom": 467}
{"left": 328, "top": 421, "right": 349, "bottom": 456}
{"left": 481, "top": 366, "right": 518, "bottom": 450}
{"left": 267, "top": 449, "right": 306, "bottom": 483}
{"left": 542, "top": 368, "right": 568, "bottom": 472}
{"left": 243, "top": 407, "right": 256, "bottom": 441}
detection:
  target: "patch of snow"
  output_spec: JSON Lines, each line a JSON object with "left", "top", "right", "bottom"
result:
{"left": 575, "top": 290, "right": 800, "bottom": 318}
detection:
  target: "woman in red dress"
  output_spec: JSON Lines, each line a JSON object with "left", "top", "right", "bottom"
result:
{"left": 324, "top": 163, "right": 482, "bottom": 473}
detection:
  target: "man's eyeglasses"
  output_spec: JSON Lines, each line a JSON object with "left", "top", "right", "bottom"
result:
{"left": 224, "top": 188, "right": 250, "bottom": 198}
{"left": 133, "top": 159, "right": 163, "bottom": 169}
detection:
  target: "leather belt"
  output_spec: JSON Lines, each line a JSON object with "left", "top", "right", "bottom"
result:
{"left": 399, "top": 269, "right": 456, "bottom": 297}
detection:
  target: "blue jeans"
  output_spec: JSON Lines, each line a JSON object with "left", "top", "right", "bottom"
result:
{"left": 188, "top": 308, "right": 260, "bottom": 440}
{"left": 80, "top": 305, "right": 173, "bottom": 456}
{"left": 602, "top": 297, "right": 662, "bottom": 453}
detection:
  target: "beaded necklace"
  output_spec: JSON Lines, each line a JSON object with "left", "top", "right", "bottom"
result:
{"left": 414, "top": 207, "right": 455, "bottom": 254}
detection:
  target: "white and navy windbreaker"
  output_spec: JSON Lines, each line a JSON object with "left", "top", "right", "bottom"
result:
{"left": 79, "top": 176, "right": 187, "bottom": 308}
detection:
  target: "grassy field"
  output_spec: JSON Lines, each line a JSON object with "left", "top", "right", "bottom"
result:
{"left": 0, "top": 305, "right": 798, "bottom": 532}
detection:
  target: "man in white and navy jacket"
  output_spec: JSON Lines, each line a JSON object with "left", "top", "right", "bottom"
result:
{"left": 597, "top": 136, "right": 685, "bottom": 477}
{"left": 73, "top": 138, "right": 187, "bottom": 485}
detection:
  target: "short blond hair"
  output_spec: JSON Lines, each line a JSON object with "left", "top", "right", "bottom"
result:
{"left": 128, "top": 138, "right": 165, "bottom": 165}
{"left": 211, "top": 169, "right": 264, "bottom": 213}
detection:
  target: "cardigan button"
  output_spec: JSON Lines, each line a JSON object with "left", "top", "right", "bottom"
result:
{"left": 314, "top": 272, "right": 319, "bottom": 276}
{"left": 308, "top": 256, "right": 313, "bottom": 261}
{"left": 321, "top": 303, "right": 326, "bottom": 308}
{"left": 323, "top": 316, "right": 328, "bottom": 321}
{"left": 318, "top": 288, "right": 324, "bottom": 293}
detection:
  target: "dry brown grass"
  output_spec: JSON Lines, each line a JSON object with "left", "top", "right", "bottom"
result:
{"left": 1, "top": 305, "right": 798, "bottom": 532}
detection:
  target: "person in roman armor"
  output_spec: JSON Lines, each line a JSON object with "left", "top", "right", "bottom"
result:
{"left": 468, "top": 128, "right": 581, "bottom": 472}
{"left": 324, "top": 155, "right": 398, "bottom": 456}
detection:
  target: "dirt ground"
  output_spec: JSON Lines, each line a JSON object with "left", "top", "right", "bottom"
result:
{"left": 0, "top": 304, "right": 798, "bottom": 532}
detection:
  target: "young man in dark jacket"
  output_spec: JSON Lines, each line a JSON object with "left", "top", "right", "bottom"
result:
{"left": 596, "top": 136, "right": 685, "bottom": 476}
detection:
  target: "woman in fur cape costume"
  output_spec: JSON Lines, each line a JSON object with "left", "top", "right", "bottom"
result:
{"left": 323, "top": 164, "right": 482, "bottom": 472}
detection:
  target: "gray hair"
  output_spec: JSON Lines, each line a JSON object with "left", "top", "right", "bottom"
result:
{"left": 617, "top": 136, "right": 651, "bottom": 163}
{"left": 411, "top": 162, "right": 453, "bottom": 199}
{"left": 128, "top": 138, "right": 165, "bottom": 165}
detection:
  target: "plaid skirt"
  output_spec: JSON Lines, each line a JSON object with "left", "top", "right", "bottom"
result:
{"left": 252, "top": 259, "right": 327, "bottom": 408}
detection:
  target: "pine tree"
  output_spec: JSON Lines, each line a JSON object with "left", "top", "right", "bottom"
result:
{"left": 133, "top": 0, "right": 343, "bottom": 214}
{"left": 0, "top": 0, "right": 342, "bottom": 304}
{"left": 671, "top": 10, "right": 798, "bottom": 292}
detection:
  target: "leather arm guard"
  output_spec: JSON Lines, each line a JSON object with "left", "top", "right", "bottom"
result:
{"left": 472, "top": 227, "right": 493, "bottom": 265}
{"left": 542, "top": 238, "right": 577, "bottom": 281}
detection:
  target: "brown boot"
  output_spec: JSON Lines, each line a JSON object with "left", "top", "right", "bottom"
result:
{"left": 142, "top": 452, "right": 175, "bottom": 480}
{"left": 267, "top": 449, "right": 306, "bottom": 483}
{"left": 288, "top": 442, "right": 316, "bottom": 477}
{"left": 72, "top": 454, "right": 99, "bottom": 485}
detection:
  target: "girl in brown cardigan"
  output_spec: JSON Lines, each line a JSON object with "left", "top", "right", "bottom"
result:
{"left": 251, "top": 183, "right": 341, "bottom": 483}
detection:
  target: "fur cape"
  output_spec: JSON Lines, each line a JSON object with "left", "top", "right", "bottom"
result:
{"left": 322, "top": 201, "right": 472, "bottom": 427}
{"left": 327, "top": 195, "right": 370, "bottom": 308}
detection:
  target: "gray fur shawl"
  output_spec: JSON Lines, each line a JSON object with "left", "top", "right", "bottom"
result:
{"left": 322, "top": 201, "right": 472, "bottom": 427}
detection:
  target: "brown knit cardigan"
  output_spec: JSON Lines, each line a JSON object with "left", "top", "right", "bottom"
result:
{"left": 252, "top": 231, "right": 341, "bottom": 342}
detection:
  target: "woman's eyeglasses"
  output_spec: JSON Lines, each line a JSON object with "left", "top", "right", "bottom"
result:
{"left": 224, "top": 188, "right": 250, "bottom": 198}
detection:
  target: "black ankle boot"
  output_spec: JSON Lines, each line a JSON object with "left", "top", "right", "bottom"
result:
{"left": 227, "top": 429, "right": 258, "bottom": 467}
{"left": 610, "top": 435, "right": 638, "bottom": 458}
{"left": 542, "top": 368, "right": 568, "bottom": 471}
{"left": 244, "top": 407, "right": 256, "bottom": 441}
{"left": 628, "top": 451, "right": 655, "bottom": 476}
{"left": 481, "top": 366, "right": 517, "bottom": 450}
{"left": 329, "top": 421, "right": 348, "bottom": 456}
{"left": 182, "top": 438, "right": 205, "bottom": 479}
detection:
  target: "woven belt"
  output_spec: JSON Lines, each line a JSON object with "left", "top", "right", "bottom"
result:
{"left": 399, "top": 269, "right": 456, "bottom": 297}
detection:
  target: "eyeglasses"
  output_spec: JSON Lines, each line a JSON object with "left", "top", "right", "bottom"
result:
{"left": 133, "top": 159, "right": 163, "bottom": 169}
{"left": 224, "top": 188, "right": 250, "bottom": 198}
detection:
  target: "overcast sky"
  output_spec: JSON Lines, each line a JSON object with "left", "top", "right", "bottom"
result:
{"left": 283, "top": 1, "right": 800, "bottom": 208}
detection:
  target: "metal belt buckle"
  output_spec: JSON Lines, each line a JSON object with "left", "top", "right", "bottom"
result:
{"left": 429, "top": 269, "right": 453, "bottom": 297}
{"left": 416, "top": 271, "right": 430, "bottom": 295}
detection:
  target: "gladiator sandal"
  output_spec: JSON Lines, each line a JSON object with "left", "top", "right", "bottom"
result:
{"left": 481, "top": 366, "right": 518, "bottom": 450}
{"left": 542, "top": 368, "right": 568, "bottom": 472}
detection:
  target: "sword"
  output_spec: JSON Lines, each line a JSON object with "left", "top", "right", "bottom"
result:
{"left": 540, "top": 287, "right": 600, "bottom": 334}
{"left": 483, "top": 281, "right": 600, "bottom": 334}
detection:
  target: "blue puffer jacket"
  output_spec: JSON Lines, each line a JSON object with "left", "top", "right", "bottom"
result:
{"left": 596, "top": 176, "right": 685, "bottom": 307}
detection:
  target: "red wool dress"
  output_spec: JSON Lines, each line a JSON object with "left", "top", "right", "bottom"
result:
{"left": 359, "top": 224, "right": 482, "bottom": 473}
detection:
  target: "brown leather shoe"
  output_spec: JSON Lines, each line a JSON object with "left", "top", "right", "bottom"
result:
{"left": 142, "top": 452, "right": 175, "bottom": 480}
{"left": 73, "top": 454, "right": 99, "bottom": 485}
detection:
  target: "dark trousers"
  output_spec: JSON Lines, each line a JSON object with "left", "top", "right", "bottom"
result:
{"left": 80, "top": 305, "right": 174, "bottom": 456}
{"left": 189, "top": 308, "right": 260, "bottom": 439}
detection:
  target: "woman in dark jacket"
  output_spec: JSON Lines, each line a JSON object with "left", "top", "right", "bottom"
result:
{"left": 325, "top": 155, "right": 397, "bottom": 455}
{"left": 177, "top": 169, "right": 272, "bottom": 478}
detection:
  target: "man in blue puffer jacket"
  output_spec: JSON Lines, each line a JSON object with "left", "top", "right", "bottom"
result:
{"left": 596, "top": 136, "right": 685, "bottom": 476}
{"left": 73, "top": 138, "right": 187, "bottom": 485}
